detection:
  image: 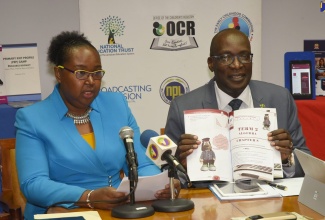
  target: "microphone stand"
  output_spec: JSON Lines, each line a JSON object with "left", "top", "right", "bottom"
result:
{"left": 111, "top": 152, "right": 155, "bottom": 219}
{"left": 151, "top": 165, "right": 194, "bottom": 212}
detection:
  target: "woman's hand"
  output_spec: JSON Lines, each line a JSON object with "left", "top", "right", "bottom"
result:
{"left": 82, "top": 187, "right": 127, "bottom": 210}
{"left": 154, "top": 179, "right": 181, "bottom": 199}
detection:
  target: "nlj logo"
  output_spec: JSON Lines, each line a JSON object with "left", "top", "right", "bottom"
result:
{"left": 321, "top": 1, "right": 325, "bottom": 12}
{"left": 159, "top": 76, "right": 190, "bottom": 105}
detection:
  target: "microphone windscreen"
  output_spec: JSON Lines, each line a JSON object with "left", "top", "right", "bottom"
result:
{"left": 140, "top": 129, "right": 159, "bottom": 147}
{"left": 119, "top": 126, "right": 134, "bottom": 139}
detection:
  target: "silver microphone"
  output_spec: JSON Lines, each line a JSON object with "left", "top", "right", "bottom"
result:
{"left": 119, "top": 126, "right": 138, "bottom": 182}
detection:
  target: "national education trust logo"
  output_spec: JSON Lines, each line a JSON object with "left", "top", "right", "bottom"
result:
{"left": 160, "top": 76, "right": 190, "bottom": 105}
{"left": 214, "top": 12, "right": 254, "bottom": 41}
{"left": 98, "top": 15, "right": 134, "bottom": 56}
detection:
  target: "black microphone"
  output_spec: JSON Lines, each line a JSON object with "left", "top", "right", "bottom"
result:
{"left": 161, "top": 150, "right": 187, "bottom": 174}
{"left": 140, "top": 129, "right": 158, "bottom": 147}
{"left": 141, "top": 130, "right": 194, "bottom": 212}
{"left": 141, "top": 130, "right": 180, "bottom": 169}
{"left": 119, "top": 126, "right": 138, "bottom": 182}
{"left": 141, "top": 130, "right": 191, "bottom": 187}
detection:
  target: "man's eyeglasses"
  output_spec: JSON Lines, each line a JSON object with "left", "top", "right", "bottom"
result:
{"left": 210, "top": 53, "right": 253, "bottom": 66}
{"left": 57, "top": 65, "right": 105, "bottom": 80}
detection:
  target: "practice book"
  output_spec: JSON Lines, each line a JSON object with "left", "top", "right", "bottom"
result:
{"left": 184, "top": 108, "right": 283, "bottom": 183}
{"left": 150, "top": 36, "right": 198, "bottom": 51}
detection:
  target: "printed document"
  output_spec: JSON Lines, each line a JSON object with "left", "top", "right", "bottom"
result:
{"left": 185, "top": 108, "right": 283, "bottom": 183}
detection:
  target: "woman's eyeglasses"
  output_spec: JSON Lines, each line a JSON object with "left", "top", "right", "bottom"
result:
{"left": 57, "top": 65, "right": 105, "bottom": 80}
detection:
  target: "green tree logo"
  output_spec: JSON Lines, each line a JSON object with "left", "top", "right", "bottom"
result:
{"left": 100, "top": 16, "right": 125, "bottom": 44}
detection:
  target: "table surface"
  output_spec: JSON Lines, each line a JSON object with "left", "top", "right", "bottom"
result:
{"left": 47, "top": 188, "right": 324, "bottom": 220}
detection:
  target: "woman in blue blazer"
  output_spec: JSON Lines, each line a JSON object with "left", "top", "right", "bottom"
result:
{"left": 15, "top": 31, "right": 180, "bottom": 220}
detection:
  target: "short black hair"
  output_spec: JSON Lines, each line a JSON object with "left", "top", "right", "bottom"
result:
{"left": 210, "top": 28, "right": 249, "bottom": 56}
{"left": 47, "top": 31, "right": 96, "bottom": 66}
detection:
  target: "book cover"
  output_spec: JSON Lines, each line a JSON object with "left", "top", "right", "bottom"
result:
{"left": 184, "top": 108, "right": 283, "bottom": 183}
{"left": 150, "top": 36, "right": 198, "bottom": 51}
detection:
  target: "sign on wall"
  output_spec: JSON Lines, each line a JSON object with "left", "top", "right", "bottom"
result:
{"left": 79, "top": 0, "right": 261, "bottom": 133}
{"left": 0, "top": 43, "right": 41, "bottom": 104}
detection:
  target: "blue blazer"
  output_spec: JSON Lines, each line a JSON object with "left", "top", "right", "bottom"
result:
{"left": 165, "top": 79, "right": 311, "bottom": 178}
{"left": 15, "top": 85, "right": 160, "bottom": 219}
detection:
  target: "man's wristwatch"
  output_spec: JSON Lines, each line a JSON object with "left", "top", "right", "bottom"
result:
{"left": 282, "top": 154, "right": 293, "bottom": 167}
{"left": 282, "top": 159, "right": 291, "bottom": 167}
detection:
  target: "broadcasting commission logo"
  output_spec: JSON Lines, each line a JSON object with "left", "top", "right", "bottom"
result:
{"left": 98, "top": 15, "right": 134, "bottom": 56}
{"left": 214, "top": 12, "right": 254, "bottom": 41}
{"left": 160, "top": 76, "right": 190, "bottom": 105}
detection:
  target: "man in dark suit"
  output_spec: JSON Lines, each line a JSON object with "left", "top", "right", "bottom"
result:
{"left": 165, "top": 29, "right": 310, "bottom": 187}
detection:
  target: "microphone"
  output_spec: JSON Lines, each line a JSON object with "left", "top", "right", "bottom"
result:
{"left": 161, "top": 151, "right": 187, "bottom": 174}
{"left": 112, "top": 126, "right": 155, "bottom": 218}
{"left": 140, "top": 129, "right": 158, "bottom": 148}
{"left": 141, "top": 130, "right": 190, "bottom": 185}
{"left": 119, "top": 126, "right": 138, "bottom": 182}
{"left": 141, "top": 130, "right": 194, "bottom": 212}
{"left": 142, "top": 130, "right": 180, "bottom": 170}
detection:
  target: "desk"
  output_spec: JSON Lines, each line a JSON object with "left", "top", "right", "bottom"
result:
{"left": 295, "top": 97, "right": 325, "bottom": 160}
{"left": 48, "top": 189, "right": 324, "bottom": 220}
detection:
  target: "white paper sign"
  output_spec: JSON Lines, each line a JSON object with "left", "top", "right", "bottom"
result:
{"left": 2, "top": 43, "right": 41, "bottom": 98}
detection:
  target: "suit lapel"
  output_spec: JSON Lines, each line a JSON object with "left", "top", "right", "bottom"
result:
{"left": 202, "top": 79, "right": 219, "bottom": 109}
{"left": 249, "top": 81, "right": 265, "bottom": 108}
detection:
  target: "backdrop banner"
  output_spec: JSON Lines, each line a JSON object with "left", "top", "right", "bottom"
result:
{"left": 79, "top": 0, "right": 261, "bottom": 133}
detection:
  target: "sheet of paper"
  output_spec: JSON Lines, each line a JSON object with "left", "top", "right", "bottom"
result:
{"left": 34, "top": 211, "right": 101, "bottom": 219}
{"left": 271, "top": 177, "right": 304, "bottom": 196}
{"left": 117, "top": 170, "right": 169, "bottom": 201}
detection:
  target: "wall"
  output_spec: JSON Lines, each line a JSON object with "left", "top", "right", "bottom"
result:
{"left": 0, "top": 0, "right": 80, "bottom": 99}
{"left": 262, "top": 0, "right": 325, "bottom": 86}
{"left": 1, "top": 0, "right": 323, "bottom": 97}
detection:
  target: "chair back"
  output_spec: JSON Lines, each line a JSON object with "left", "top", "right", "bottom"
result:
{"left": 0, "top": 138, "right": 25, "bottom": 219}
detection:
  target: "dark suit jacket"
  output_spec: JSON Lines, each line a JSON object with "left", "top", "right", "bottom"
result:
{"left": 165, "top": 79, "right": 310, "bottom": 178}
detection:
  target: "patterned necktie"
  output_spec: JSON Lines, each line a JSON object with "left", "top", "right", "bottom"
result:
{"left": 228, "top": 99, "right": 242, "bottom": 111}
